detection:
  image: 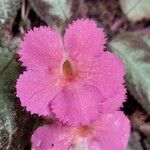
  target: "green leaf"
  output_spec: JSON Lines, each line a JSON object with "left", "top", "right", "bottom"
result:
{"left": 119, "top": 0, "right": 150, "bottom": 22}
{"left": 0, "top": 29, "right": 21, "bottom": 92}
{"left": 110, "top": 33, "right": 150, "bottom": 113}
{"left": 0, "top": 0, "right": 21, "bottom": 30}
{"left": 0, "top": 27, "right": 46, "bottom": 149}
{"left": 29, "top": 0, "right": 75, "bottom": 31}
{"left": 0, "top": 31, "right": 25, "bottom": 149}
{"left": 0, "top": 37, "right": 20, "bottom": 149}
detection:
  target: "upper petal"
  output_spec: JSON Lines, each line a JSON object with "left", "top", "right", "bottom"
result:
{"left": 51, "top": 83, "right": 103, "bottom": 126}
{"left": 90, "top": 111, "right": 130, "bottom": 150}
{"left": 19, "top": 26, "right": 63, "bottom": 70}
{"left": 64, "top": 19, "right": 106, "bottom": 61}
{"left": 16, "top": 70, "right": 61, "bottom": 116}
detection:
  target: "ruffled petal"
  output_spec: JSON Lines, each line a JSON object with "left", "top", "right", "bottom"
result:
{"left": 79, "top": 51, "right": 126, "bottom": 112}
{"left": 64, "top": 19, "right": 106, "bottom": 61}
{"left": 51, "top": 84, "right": 103, "bottom": 126}
{"left": 100, "top": 85, "right": 126, "bottom": 112}
{"left": 16, "top": 70, "right": 61, "bottom": 116}
{"left": 19, "top": 26, "right": 63, "bottom": 70}
{"left": 31, "top": 124, "right": 73, "bottom": 150}
{"left": 91, "top": 111, "right": 130, "bottom": 150}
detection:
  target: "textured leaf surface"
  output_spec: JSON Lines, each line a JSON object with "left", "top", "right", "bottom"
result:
{"left": 0, "top": 29, "right": 25, "bottom": 149}
{"left": 0, "top": 33, "right": 21, "bottom": 149}
{"left": 110, "top": 33, "right": 150, "bottom": 114}
{"left": 0, "top": 0, "right": 21, "bottom": 29}
{"left": 119, "top": 0, "right": 150, "bottom": 22}
{"left": 0, "top": 29, "right": 44, "bottom": 149}
{"left": 29, "top": 0, "right": 76, "bottom": 30}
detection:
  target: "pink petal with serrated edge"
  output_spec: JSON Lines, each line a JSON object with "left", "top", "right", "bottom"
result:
{"left": 16, "top": 19, "right": 126, "bottom": 126}
{"left": 78, "top": 51, "right": 126, "bottom": 112}
{"left": 19, "top": 26, "right": 63, "bottom": 70}
{"left": 16, "top": 70, "right": 61, "bottom": 116}
{"left": 64, "top": 19, "right": 106, "bottom": 61}
{"left": 51, "top": 84, "right": 103, "bottom": 126}
{"left": 100, "top": 85, "right": 127, "bottom": 112}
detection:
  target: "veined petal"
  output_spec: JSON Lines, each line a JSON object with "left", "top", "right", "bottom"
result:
{"left": 64, "top": 19, "right": 106, "bottom": 62}
{"left": 19, "top": 26, "right": 63, "bottom": 70}
{"left": 51, "top": 84, "right": 103, "bottom": 126}
{"left": 16, "top": 70, "right": 61, "bottom": 116}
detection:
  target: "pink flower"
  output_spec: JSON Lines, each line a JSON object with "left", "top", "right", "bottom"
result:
{"left": 16, "top": 19, "right": 126, "bottom": 126}
{"left": 31, "top": 111, "right": 130, "bottom": 150}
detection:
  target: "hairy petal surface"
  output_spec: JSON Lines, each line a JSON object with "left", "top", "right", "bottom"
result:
{"left": 19, "top": 26, "right": 63, "bottom": 70}
{"left": 64, "top": 19, "right": 106, "bottom": 61}
{"left": 80, "top": 51, "right": 126, "bottom": 112}
{"left": 16, "top": 70, "right": 61, "bottom": 116}
{"left": 51, "top": 84, "right": 102, "bottom": 126}
{"left": 100, "top": 85, "right": 126, "bottom": 112}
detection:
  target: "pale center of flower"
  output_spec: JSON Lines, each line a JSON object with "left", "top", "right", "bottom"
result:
{"left": 62, "top": 59, "right": 74, "bottom": 81}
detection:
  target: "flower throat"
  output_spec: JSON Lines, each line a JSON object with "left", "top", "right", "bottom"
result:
{"left": 62, "top": 59, "right": 74, "bottom": 81}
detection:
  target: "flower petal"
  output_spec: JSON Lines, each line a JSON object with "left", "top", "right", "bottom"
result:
{"left": 31, "top": 112, "right": 130, "bottom": 150}
{"left": 19, "top": 26, "right": 63, "bottom": 70}
{"left": 64, "top": 19, "right": 106, "bottom": 61}
{"left": 91, "top": 111, "right": 130, "bottom": 150}
{"left": 80, "top": 51, "right": 126, "bottom": 112}
{"left": 51, "top": 84, "right": 103, "bottom": 126}
{"left": 100, "top": 85, "right": 126, "bottom": 113}
{"left": 16, "top": 70, "right": 61, "bottom": 116}
{"left": 31, "top": 124, "right": 73, "bottom": 150}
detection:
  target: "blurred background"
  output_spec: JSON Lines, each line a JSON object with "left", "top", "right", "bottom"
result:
{"left": 0, "top": 0, "right": 150, "bottom": 149}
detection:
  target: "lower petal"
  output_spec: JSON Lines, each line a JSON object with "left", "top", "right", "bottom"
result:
{"left": 51, "top": 84, "right": 102, "bottom": 126}
{"left": 16, "top": 70, "right": 61, "bottom": 116}
{"left": 31, "top": 124, "right": 73, "bottom": 150}
{"left": 31, "top": 112, "right": 130, "bottom": 150}
{"left": 92, "top": 111, "right": 130, "bottom": 150}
